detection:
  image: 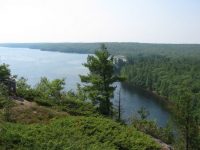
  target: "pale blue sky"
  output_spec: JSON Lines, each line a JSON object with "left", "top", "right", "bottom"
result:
{"left": 0, "top": 0, "right": 200, "bottom": 43}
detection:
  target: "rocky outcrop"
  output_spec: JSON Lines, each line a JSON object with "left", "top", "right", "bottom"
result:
{"left": 153, "top": 138, "right": 173, "bottom": 150}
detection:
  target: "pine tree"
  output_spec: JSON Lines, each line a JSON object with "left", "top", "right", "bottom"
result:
{"left": 80, "top": 44, "right": 123, "bottom": 116}
{"left": 0, "top": 64, "right": 11, "bottom": 81}
{"left": 175, "top": 89, "right": 200, "bottom": 150}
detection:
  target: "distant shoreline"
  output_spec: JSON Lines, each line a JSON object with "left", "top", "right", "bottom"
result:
{"left": 1, "top": 42, "right": 200, "bottom": 57}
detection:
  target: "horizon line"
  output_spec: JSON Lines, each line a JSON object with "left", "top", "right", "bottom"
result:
{"left": 1, "top": 41, "right": 200, "bottom": 45}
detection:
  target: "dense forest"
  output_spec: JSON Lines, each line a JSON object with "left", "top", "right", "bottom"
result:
{"left": 121, "top": 55, "right": 200, "bottom": 100}
{"left": 119, "top": 49, "right": 200, "bottom": 150}
{"left": 1, "top": 43, "right": 200, "bottom": 149}
{"left": 0, "top": 48, "right": 166, "bottom": 150}
{"left": 1, "top": 42, "right": 200, "bottom": 56}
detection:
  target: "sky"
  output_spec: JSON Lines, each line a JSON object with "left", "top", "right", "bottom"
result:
{"left": 0, "top": 0, "right": 200, "bottom": 43}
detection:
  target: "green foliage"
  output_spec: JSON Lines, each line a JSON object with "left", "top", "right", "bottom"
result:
{"left": 35, "top": 77, "right": 65, "bottom": 102}
{"left": 0, "top": 84, "right": 9, "bottom": 108}
{"left": 16, "top": 77, "right": 61, "bottom": 106}
{"left": 15, "top": 77, "right": 98, "bottom": 116}
{"left": 2, "top": 99, "right": 14, "bottom": 122}
{"left": 0, "top": 116, "right": 160, "bottom": 150}
{"left": 80, "top": 44, "right": 123, "bottom": 116}
{"left": 175, "top": 90, "right": 200, "bottom": 150}
{"left": 76, "top": 83, "right": 87, "bottom": 101}
{"left": 137, "top": 107, "right": 150, "bottom": 120}
{"left": 121, "top": 55, "right": 200, "bottom": 102}
{"left": 121, "top": 54, "right": 200, "bottom": 149}
{"left": 0, "top": 63, "right": 15, "bottom": 95}
{"left": 36, "top": 77, "right": 65, "bottom": 99}
{"left": 0, "top": 51, "right": 172, "bottom": 149}
{"left": 16, "top": 77, "right": 38, "bottom": 101}
{"left": 0, "top": 83, "right": 14, "bottom": 122}
{"left": 34, "top": 97, "right": 55, "bottom": 107}
{"left": 0, "top": 95, "right": 6, "bottom": 109}
{"left": 2, "top": 42, "right": 200, "bottom": 57}
{"left": 131, "top": 108, "right": 174, "bottom": 144}
{"left": 0, "top": 63, "right": 11, "bottom": 81}
{"left": 59, "top": 98, "right": 97, "bottom": 116}
{"left": 132, "top": 118, "right": 174, "bottom": 144}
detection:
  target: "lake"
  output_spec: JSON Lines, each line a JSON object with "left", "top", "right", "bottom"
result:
{"left": 0, "top": 47, "right": 170, "bottom": 127}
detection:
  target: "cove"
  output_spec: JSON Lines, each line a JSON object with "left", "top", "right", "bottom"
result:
{"left": 0, "top": 47, "right": 170, "bottom": 127}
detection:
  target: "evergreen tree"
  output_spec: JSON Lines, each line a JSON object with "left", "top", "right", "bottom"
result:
{"left": 0, "top": 64, "right": 11, "bottom": 81}
{"left": 80, "top": 44, "right": 123, "bottom": 116}
{"left": 175, "top": 89, "right": 200, "bottom": 150}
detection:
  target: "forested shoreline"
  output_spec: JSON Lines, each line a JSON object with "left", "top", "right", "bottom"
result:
{"left": 119, "top": 49, "right": 200, "bottom": 150}
{"left": 121, "top": 55, "right": 200, "bottom": 102}
{"left": 0, "top": 47, "right": 164, "bottom": 150}
{"left": 1, "top": 42, "right": 200, "bottom": 56}
{"left": 1, "top": 43, "right": 200, "bottom": 149}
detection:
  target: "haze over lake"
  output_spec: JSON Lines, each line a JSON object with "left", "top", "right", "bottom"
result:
{"left": 0, "top": 47, "right": 88, "bottom": 91}
{"left": 0, "top": 47, "right": 170, "bottom": 127}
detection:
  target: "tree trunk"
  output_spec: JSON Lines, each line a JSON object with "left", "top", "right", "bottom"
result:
{"left": 118, "top": 88, "right": 121, "bottom": 121}
{"left": 185, "top": 117, "right": 190, "bottom": 150}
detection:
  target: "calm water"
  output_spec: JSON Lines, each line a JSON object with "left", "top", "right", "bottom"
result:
{"left": 0, "top": 47, "right": 88, "bottom": 91}
{"left": 0, "top": 47, "right": 170, "bottom": 127}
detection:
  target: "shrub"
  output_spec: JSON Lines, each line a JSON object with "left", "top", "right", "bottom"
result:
{"left": 16, "top": 77, "right": 39, "bottom": 101}
{"left": 1, "top": 116, "right": 160, "bottom": 150}
{"left": 35, "top": 77, "right": 65, "bottom": 102}
{"left": 60, "top": 99, "right": 98, "bottom": 116}
{"left": 132, "top": 118, "right": 174, "bottom": 144}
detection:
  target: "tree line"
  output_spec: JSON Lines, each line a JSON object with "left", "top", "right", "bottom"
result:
{"left": 120, "top": 53, "right": 200, "bottom": 150}
{"left": 0, "top": 61, "right": 160, "bottom": 149}
{"left": 1, "top": 44, "right": 199, "bottom": 149}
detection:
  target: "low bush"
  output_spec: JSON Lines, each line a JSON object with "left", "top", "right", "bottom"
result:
{"left": 16, "top": 78, "right": 39, "bottom": 101}
{"left": 59, "top": 99, "right": 98, "bottom": 116}
{"left": 132, "top": 119, "right": 174, "bottom": 144}
{"left": 1, "top": 116, "right": 160, "bottom": 150}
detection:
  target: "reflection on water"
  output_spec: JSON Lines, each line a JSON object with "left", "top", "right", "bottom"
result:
{"left": 0, "top": 47, "right": 170, "bottom": 127}
{"left": 113, "top": 83, "right": 170, "bottom": 127}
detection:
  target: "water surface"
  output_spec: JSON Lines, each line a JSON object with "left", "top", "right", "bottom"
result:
{"left": 0, "top": 47, "right": 170, "bottom": 127}
{"left": 0, "top": 47, "right": 88, "bottom": 91}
